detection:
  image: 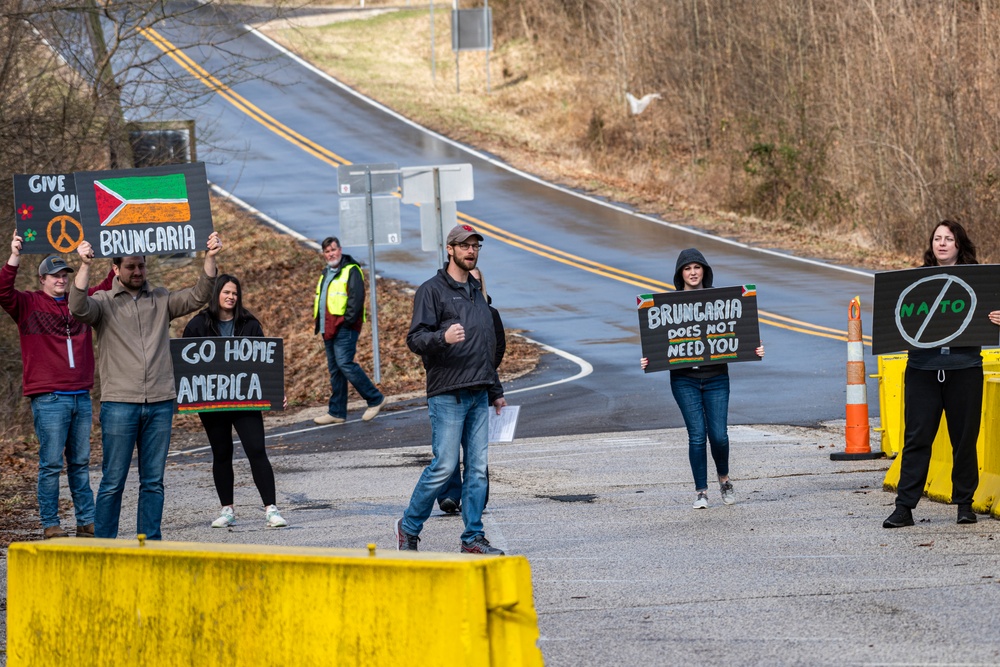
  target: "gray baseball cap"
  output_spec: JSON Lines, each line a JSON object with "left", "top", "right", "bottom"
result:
{"left": 38, "top": 255, "right": 74, "bottom": 276}
{"left": 446, "top": 224, "right": 484, "bottom": 245}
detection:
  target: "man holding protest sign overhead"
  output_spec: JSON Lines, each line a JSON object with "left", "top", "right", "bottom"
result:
{"left": 313, "top": 236, "right": 384, "bottom": 425}
{"left": 1, "top": 232, "right": 113, "bottom": 539}
{"left": 395, "top": 224, "right": 506, "bottom": 555}
{"left": 69, "top": 231, "right": 222, "bottom": 540}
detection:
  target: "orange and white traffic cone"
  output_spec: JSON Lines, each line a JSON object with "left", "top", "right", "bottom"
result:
{"left": 831, "top": 296, "right": 885, "bottom": 461}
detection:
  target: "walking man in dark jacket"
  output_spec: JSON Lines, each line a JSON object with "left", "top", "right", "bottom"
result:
{"left": 395, "top": 224, "right": 506, "bottom": 555}
{"left": 313, "top": 236, "right": 384, "bottom": 425}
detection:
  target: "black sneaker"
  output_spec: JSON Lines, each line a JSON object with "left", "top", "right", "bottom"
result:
{"left": 394, "top": 518, "right": 419, "bottom": 551}
{"left": 438, "top": 498, "right": 460, "bottom": 514}
{"left": 460, "top": 536, "right": 504, "bottom": 556}
{"left": 957, "top": 504, "right": 978, "bottom": 524}
{"left": 883, "top": 505, "right": 914, "bottom": 528}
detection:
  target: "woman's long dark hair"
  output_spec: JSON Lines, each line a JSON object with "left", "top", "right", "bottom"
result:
{"left": 922, "top": 219, "right": 978, "bottom": 266}
{"left": 207, "top": 274, "right": 256, "bottom": 328}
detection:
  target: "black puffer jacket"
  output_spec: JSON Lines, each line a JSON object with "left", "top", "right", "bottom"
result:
{"left": 407, "top": 268, "right": 502, "bottom": 401}
{"left": 183, "top": 310, "right": 265, "bottom": 338}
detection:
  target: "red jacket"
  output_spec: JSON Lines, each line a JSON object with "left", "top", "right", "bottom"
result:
{"left": 0, "top": 262, "right": 114, "bottom": 397}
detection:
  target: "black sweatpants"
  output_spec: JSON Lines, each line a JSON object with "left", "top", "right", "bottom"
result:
{"left": 896, "top": 365, "right": 982, "bottom": 509}
{"left": 198, "top": 411, "right": 277, "bottom": 507}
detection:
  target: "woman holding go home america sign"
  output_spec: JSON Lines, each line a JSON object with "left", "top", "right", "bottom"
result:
{"left": 884, "top": 220, "right": 1000, "bottom": 528}
{"left": 641, "top": 248, "right": 764, "bottom": 510}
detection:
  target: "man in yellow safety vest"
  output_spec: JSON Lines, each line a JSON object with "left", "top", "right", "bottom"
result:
{"left": 313, "top": 236, "right": 384, "bottom": 425}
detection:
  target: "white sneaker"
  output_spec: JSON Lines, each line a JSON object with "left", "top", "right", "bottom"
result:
{"left": 720, "top": 480, "right": 736, "bottom": 505}
{"left": 693, "top": 492, "right": 709, "bottom": 509}
{"left": 211, "top": 506, "right": 235, "bottom": 528}
{"left": 265, "top": 505, "right": 288, "bottom": 528}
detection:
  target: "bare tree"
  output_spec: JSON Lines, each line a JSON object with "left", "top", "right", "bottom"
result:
{"left": 491, "top": 0, "right": 1000, "bottom": 259}
{"left": 11, "top": 0, "right": 301, "bottom": 169}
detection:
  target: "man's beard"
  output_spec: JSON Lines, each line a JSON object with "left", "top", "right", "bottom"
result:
{"left": 453, "top": 254, "right": 477, "bottom": 272}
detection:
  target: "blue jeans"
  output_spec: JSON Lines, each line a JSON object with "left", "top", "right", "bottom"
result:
{"left": 403, "top": 389, "right": 489, "bottom": 543}
{"left": 324, "top": 327, "right": 384, "bottom": 419}
{"left": 95, "top": 400, "right": 173, "bottom": 540}
{"left": 31, "top": 393, "right": 95, "bottom": 528}
{"left": 438, "top": 462, "right": 490, "bottom": 508}
{"left": 439, "top": 466, "right": 464, "bottom": 506}
{"left": 670, "top": 374, "right": 731, "bottom": 490}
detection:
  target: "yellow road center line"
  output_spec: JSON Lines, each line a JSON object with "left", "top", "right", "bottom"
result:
{"left": 141, "top": 26, "right": 868, "bottom": 346}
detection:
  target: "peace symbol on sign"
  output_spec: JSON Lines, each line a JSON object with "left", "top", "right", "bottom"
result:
{"left": 47, "top": 215, "right": 84, "bottom": 253}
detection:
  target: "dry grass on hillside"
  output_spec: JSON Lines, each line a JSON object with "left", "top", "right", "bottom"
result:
{"left": 264, "top": 6, "right": 915, "bottom": 271}
{"left": 0, "top": 198, "right": 539, "bottom": 545}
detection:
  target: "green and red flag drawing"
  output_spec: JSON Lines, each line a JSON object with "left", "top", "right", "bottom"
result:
{"left": 74, "top": 163, "right": 212, "bottom": 258}
{"left": 93, "top": 173, "right": 190, "bottom": 226}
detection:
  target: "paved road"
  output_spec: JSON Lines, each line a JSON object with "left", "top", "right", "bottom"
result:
{"left": 109, "top": 2, "right": 882, "bottom": 440}
{"left": 7, "top": 421, "right": 1000, "bottom": 666}
{"left": 4, "top": 7, "right": 993, "bottom": 667}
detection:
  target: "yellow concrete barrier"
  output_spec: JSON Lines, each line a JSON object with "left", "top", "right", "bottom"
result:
{"left": 8, "top": 539, "right": 543, "bottom": 667}
{"left": 976, "top": 378, "right": 1000, "bottom": 517}
{"left": 873, "top": 354, "right": 907, "bottom": 457}
{"left": 880, "top": 349, "right": 1000, "bottom": 509}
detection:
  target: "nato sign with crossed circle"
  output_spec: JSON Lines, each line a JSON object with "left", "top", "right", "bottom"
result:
{"left": 894, "top": 273, "right": 977, "bottom": 348}
{"left": 47, "top": 215, "right": 85, "bottom": 253}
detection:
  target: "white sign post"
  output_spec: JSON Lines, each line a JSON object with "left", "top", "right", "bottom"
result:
{"left": 401, "top": 163, "right": 474, "bottom": 267}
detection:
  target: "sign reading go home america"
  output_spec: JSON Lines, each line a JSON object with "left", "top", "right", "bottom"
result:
{"left": 872, "top": 264, "right": 1000, "bottom": 355}
{"left": 637, "top": 285, "right": 762, "bottom": 373}
{"left": 170, "top": 337, "right": 285, "bottom": 413}
{"left": 74, "top": 162, "right": 212, "bottom": 258}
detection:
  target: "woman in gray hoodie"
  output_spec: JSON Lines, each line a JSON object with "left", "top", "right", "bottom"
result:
{"left": 642, "top": 248, "right": 764, "bottom": 509}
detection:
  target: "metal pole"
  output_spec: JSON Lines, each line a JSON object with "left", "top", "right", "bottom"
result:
{"left": 484, "top": 0, "right": 490, "bottom": 94}
{"left": 430, "top": 1, "right": 435, "bottom": 83}
{"left": 433, "top": 168, "right": 446, "bottom": 268}
{"left": 364, "top": 168, "right": 381, "bottom": 383}
{"left": 454, "top": 0, "right": 460, "bottom": 93}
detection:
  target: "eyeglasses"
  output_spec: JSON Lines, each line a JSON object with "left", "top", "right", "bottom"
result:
{"left": 453, "top": 242, "right": 482, "bottom": 251}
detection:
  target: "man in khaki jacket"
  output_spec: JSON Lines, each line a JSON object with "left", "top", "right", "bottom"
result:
{"left": 70, "top": 232, "right": 222, "bottom": 540}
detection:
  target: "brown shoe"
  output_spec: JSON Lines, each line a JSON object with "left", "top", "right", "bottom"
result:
{"left": 313, "top": 414, "right": 346, "bottom": 425}
{"left": 362, "top": 401, "right": 384, "bottom": 422}
{"left": 76, "top": 523, "right": 95, "bottom": 537}
{"left": 43, "top": 525, "right": 69, "bottom": 539}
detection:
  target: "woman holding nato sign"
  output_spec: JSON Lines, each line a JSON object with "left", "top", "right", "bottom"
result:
{"left": 884, "top": 220, "right": 1000, "bottom": 528}
{"left": 641, "top": 248, "right": 764, "bottom": 510}
{"left": 183, "top": 274, "right": 287, "bottom": 529}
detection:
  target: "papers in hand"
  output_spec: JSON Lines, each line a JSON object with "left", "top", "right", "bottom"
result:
{"left": 489, "top": 405, "right": 520, "bottom": 443}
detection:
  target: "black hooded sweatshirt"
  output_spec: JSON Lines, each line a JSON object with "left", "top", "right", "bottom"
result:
{"left": 671, "top": 248, "right": 727, "bottom": 380}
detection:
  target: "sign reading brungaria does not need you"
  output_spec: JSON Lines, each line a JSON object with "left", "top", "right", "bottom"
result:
{"left": 637, "top": 285, "right": 762, "bottom": 373}
{"left": 170, "top": 337, "right": 284, "bottom": 413}
{"left": 872, "top": 265, "right": 1000, "bottom": 355}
